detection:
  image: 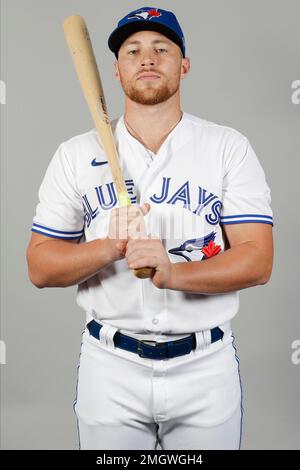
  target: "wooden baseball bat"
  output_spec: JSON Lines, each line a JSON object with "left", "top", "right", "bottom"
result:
{"left": 63, "top": 15, "right": 154, "bottom": 279}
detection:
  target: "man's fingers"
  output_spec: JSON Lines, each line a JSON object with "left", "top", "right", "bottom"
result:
{"left": 126, "top": 237, "right": 160, "bottom": 257}
{"left": 128, "top": 256, "right": 159, "bottom": 270}
{"left": 140, "top": 203, "right": 151, "bottom": 215}
{"left": 109, "top": 204, "right": 151, "bottom": 240}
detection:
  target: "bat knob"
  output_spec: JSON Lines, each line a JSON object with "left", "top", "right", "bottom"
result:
{"left": 133, "top": 267, "right": 155, "bottom": 279}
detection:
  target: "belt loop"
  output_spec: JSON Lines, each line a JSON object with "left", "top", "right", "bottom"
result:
{"left": 99, "top": 323, "right": 118, "bottom": 348}
{"left": 195, "top": 332, "right": 204, "bottom": 351}
{"left": 195, "top": 329, "right": 212, "bottom": 351}
{"left": 203, "top": 329, "right": 212, "bottom": 348}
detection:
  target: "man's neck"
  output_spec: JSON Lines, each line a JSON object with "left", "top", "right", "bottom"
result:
{"left": 123, "top": 95, "right": 183, "bottom": 154}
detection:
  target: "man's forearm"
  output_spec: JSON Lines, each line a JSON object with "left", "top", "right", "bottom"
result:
{"left": 27, "top": 237, "right": 114, "bottom": 288}
{"left": 168, "top": 242, "right": 272, "bottom": 294}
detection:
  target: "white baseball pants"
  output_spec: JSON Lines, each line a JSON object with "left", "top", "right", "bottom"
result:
{"left": 74, "top": 321, "right": 243, "bottom": 450}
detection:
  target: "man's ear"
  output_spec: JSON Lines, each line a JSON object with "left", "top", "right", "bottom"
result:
{"left": 180, "top": 57, "right": 190, "bottom": 79}
{"left": 114, "top": 60, "right": 120, "bottom": 81}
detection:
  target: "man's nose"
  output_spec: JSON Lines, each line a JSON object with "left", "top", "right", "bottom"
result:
{"left": 140, "top": 54, "right": 156, "bottom": 67}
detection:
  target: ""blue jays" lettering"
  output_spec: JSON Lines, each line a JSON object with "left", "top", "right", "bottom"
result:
{"left": 82, "top": 177, "right": 222, "bottom": 228}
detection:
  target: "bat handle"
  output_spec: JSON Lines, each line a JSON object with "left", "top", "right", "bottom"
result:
{"left": 133, "top": 267, "right": 156, "bottom": 279}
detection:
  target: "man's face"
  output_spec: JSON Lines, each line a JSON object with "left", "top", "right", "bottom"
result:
{"left": 114, "top": 30, "right": 190, "bottom": 105}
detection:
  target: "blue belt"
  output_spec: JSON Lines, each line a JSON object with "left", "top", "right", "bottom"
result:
{"left": 87, "top": 320, "right": 224, "bottom": 360}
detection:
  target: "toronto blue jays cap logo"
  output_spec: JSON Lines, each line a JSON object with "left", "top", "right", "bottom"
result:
{"left": 169, "top": 232, "right": 221, "bottom": 262}
{"left": 128, "top": 8, "right": 162, "bottom": 21}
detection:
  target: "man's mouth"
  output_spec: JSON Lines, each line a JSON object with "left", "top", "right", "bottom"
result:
{"left": 137, "top": 73, "right": 160, "bottom": 81}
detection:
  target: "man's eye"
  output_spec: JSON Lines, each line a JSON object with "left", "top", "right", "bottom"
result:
{"left": 128, "top": 48, "right": 167, "bottom": 55}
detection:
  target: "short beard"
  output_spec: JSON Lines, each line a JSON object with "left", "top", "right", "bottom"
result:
{"left": 121, "top": 78, "right": 180, "bottom": 105}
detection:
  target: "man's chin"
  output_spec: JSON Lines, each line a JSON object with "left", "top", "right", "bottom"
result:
{"left": 130, "top": 95, "right": 165, "bottom": 105}
{"left": 126, "top": 86, "right": 176, "bottom": 106}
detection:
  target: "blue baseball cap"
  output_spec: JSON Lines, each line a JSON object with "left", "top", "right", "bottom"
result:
{"left": 108, "top": 6, "right": 185, "bottom": 58}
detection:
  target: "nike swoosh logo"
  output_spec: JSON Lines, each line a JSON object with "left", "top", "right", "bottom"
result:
{"left": 91, "top": 158, "right": 108, "bottom": 167}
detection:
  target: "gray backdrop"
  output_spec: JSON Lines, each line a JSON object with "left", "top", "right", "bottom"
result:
{"left": 1, "top": 0, "right": 299, "bottom": 450}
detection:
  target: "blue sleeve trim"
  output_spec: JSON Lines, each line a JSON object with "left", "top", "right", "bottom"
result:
{"left": 221, "top": 214, "right": 273, "bottom": 221}
{"left": 221, "top": 220, "right": 273, "bottom": 226}
{"left": 31, "top": 228, "right": 83, "bottom": 240}
{"left": 31, "top": 222, "right": 84, "bottom": 239}
{"left": 220, "top": 214, "right": 273, "bottom": 226}
{"left": 32, "top": 222, "right": 84, "bottom": 235}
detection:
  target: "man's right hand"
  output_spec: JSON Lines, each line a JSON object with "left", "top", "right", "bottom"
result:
{"left": 105, "top": 203, "right": 151, "bottom": 261}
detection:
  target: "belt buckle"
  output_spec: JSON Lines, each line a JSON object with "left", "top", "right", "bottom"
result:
{"left": 137, "top": 340, "right": 168, "bottom": 359}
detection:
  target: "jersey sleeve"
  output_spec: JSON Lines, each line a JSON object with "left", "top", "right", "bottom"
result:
{"left": 31, "top": 143, "right": 85, "bottom": 240}
{"left": 220, "top": 136, "right": 273, "bottom": 226}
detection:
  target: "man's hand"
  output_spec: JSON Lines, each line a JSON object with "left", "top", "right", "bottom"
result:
{"left": 125, "top": 236, "right": 174, "bottom": 289}
{"left": 105, "top": 203, "right": 151, "bottom": 262}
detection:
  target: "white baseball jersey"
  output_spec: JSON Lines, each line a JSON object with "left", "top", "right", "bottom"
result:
{"left": 31, "top": 112, "right": 273, "bottom": 341}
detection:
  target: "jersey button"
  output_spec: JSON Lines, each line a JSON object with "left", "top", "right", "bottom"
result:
{"left": 152, "top": 318, "right": 159, "bottom": 325}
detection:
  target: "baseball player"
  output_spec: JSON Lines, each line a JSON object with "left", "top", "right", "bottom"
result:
{"left": 26, "top": 6, "right": 274, "bottom": 450}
